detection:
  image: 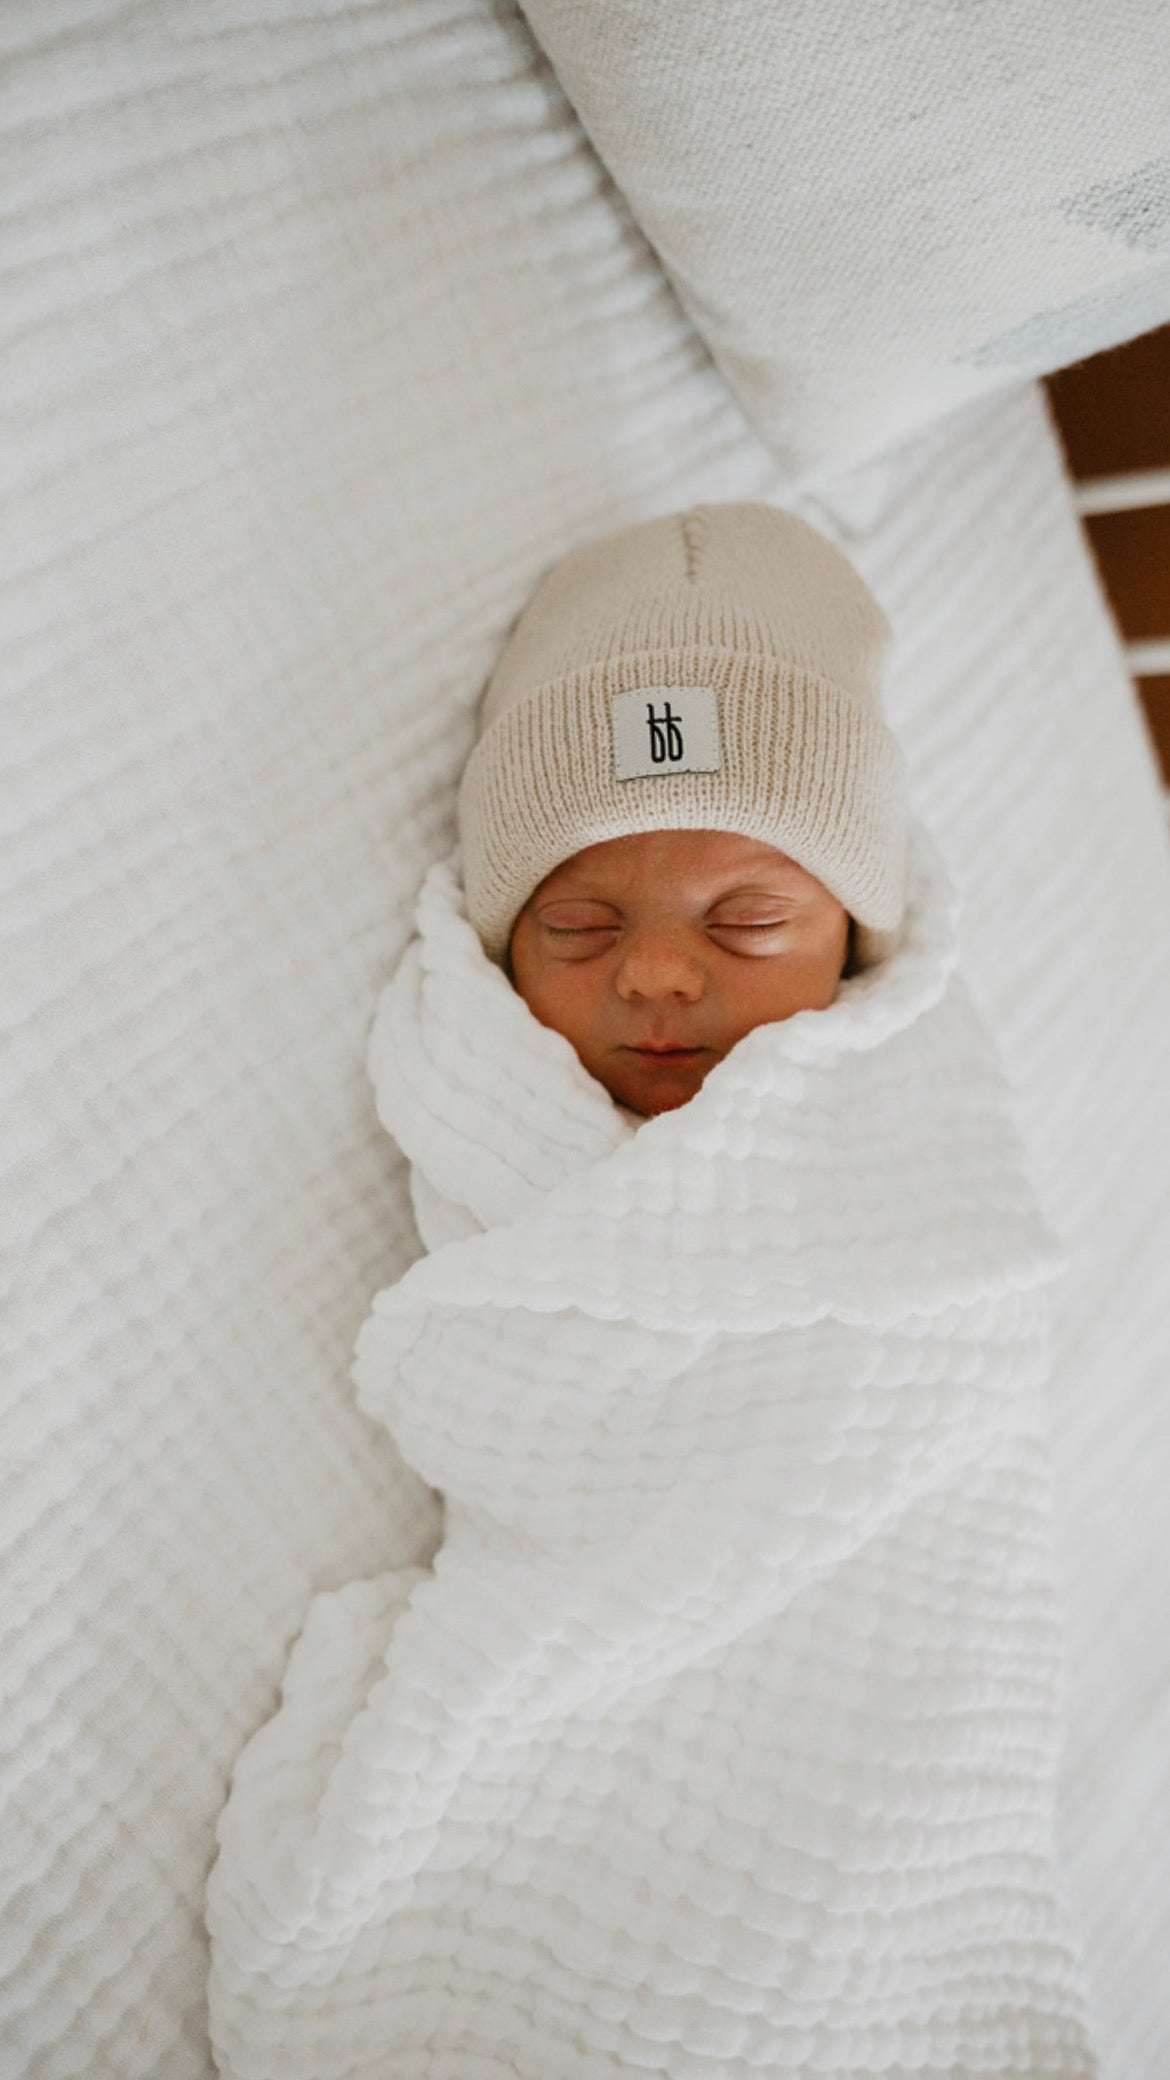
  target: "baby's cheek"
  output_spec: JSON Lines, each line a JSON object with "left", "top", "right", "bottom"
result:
{"left": 562, "top": 987, "right": 618, "bottom": 1071}
{"left": 735, "top": 950, "right": 842, "bottom": 1028}
{"left": 515, "top": 961, "right": 609, "bottom": 1059}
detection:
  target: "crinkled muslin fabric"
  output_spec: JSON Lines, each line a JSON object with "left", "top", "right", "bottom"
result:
{"left": 205, "top": 820, "right": 1097, "bottom": 2079}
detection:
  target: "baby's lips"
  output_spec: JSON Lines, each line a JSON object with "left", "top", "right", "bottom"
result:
{"left": 625, "top": 1042, "right": 709, "bottom": 1056}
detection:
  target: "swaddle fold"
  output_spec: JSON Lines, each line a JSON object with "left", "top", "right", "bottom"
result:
{"left": 206, "top": 819, "right": 1097, "bottom": 2079}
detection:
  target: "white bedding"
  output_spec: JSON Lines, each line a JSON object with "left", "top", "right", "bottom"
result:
{"left": 206, "top": 826, "right": 1096, "bottom": 2076}
{"left": 516, "top": 0, "right": 1170, "bottom": 480}
{"left": 3, "top": 2, "right": 1169, "bottom": 2075}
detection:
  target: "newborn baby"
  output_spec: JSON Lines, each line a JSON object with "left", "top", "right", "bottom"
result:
{"left": 507, "top": 828, "right": 852, "bottom": 1118}
{"left": 206, "top": 503, "right": 1096, "bottom": 2080}
{"left": 458, "top": 497, "right": 908, "bottom": 1112}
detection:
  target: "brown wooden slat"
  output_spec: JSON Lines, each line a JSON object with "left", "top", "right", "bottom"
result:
{"left": 1045, "top": 323, "right": 1170, "bottom": 478}
{"left": 1082, "top": 505, "right": 1170, "bottom": 641}
{"left": 1137, "top": 676, "right": 1170, "bottom": 785}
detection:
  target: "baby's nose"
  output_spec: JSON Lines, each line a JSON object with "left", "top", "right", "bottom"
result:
{"left": 614, "top": 931, "right": 705, "bottom": 1002}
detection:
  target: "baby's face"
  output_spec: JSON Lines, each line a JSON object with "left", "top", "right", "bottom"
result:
{"left": 507, "top": 829, "right": 851, "bottom": 1118}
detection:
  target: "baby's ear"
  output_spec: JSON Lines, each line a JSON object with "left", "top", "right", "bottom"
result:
{"left": 842, "top": 916, "right": 858, "bottom": 980}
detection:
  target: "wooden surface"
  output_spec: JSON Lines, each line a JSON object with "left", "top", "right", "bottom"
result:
{"left": 1045, "top": 325, "right": 1170, "bottom": 782}
{"left": 1084, "top": 506, "right": 1170, "bottom": 642}
{"left": 1138, "top": 676, "right": 1170, "bottom": 778}
{"left": 1046, "top": 326, "right": 1170, "bottom": 477}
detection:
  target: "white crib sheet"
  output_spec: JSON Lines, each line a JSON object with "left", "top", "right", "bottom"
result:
{"left": 2, "top": 1, "right": 1168, "bottom": 2074}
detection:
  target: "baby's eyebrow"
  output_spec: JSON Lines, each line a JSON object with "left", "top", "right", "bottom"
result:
{"left": 707, "top": 883, "right": 803, "bottom": 904}
{"left": 534, "top": 890, "right": 622, "bottom": 911}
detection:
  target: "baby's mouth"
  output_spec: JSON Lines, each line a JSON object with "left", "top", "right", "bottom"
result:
{"left": 625, "top": 1043, "right": 710, "bottom": 1059}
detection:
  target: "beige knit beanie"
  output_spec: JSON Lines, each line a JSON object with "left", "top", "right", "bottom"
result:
{"left": 457, "top": 502, "right": 909, "bottom": 969}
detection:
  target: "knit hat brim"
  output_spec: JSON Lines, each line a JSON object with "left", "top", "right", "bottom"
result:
{"left": 458, "top": 645, "right": 909, "bottom": 965}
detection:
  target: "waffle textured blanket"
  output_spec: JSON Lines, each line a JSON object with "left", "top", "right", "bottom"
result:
{"left": 205, "top": 822, "right": 1096, "bottom": 2078}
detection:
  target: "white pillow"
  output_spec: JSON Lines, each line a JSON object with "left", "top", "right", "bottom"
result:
{"left": 518, "top": 0, "right": 1170, "bottom": 479}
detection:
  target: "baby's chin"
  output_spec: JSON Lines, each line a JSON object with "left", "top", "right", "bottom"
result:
{"left": 599, "top": 1052, "right": 716, "bottom": 1118}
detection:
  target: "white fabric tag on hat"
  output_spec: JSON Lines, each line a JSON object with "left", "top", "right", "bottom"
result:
{"left": 610, "top": 686, "right": 722, "bottom": 780}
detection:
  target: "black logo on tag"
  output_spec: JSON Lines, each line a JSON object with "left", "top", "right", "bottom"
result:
{"left": 647, "top": 701, "right": 684, "bottom": 764}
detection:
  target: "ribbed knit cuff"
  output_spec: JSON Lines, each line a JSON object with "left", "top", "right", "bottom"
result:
{"left": 457, "top": 648, "right": 909, "bottom": 963}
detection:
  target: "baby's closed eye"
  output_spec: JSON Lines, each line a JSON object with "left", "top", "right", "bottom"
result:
{"left": 710, "top": 917, "right": 789, "bottom": 930}
{"left": 706, "top": 909, "right": 794, "bottom": 938}
{"left": 535, "top": 902, "right": 621, "bottom": 944}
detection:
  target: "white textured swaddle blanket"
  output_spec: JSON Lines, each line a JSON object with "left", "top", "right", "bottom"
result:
{"left": 205, "top": 820, "right": 1097, "bottom": 2079}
